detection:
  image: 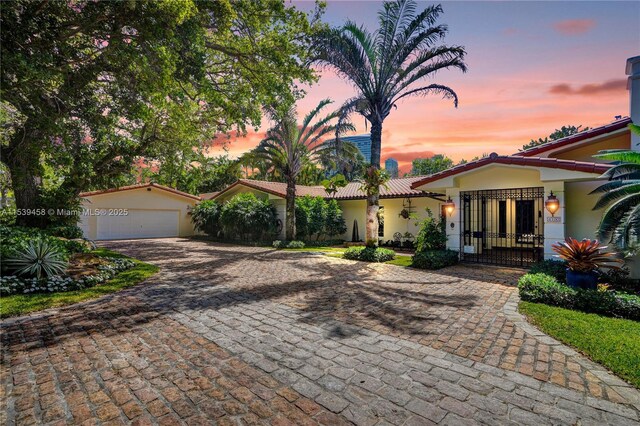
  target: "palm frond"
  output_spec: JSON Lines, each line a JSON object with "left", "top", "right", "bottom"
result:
{"left": 592, "top": 183, "right": 640, "bottom": 210}
{"left": 598, "top": 163, "right": 640, "bottom": 180}
{"left": 593, "top": 149, "right": 640, "bottom": 164}
{"left": 393, "top": 84, "right": 459, "bottom": 107}
{"left": 596, "top": 192, "right": 640, "bottom": 242}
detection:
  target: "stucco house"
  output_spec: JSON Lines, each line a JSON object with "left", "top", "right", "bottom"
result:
{"left": 78, "top": 55, "right": 639, "bottom": 275}
{"left": 79, "top": 183, "right": 200, "bottom": 240}
{"left": 210, "top": 177, "right": 444, "bottom": 244}
{"left": 409, "top": 55, "right": 640, "bottom": 274}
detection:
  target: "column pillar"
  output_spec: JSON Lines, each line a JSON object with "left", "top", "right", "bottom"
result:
{"left": 543, "top": 181, "right": 565, "bottom": 259}
{"left": 445, "top": 188, "right": 461, "bottom": 253}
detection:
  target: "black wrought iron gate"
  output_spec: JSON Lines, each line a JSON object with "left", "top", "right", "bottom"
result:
{"left": 460, "top": 187, "right": 545, "bottom": 267}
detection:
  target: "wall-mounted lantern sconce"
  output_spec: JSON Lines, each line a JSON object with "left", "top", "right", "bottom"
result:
{"left": 545, "top": 191, "right": 560, "bottom": 217}
{"left": 443, "top": 197, "right": 455, "bottom": 217}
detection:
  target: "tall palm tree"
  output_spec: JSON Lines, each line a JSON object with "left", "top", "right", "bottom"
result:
{"left": 590, "top": 124, "right": 640, "bottom": 255}
{"left": 315, "top": 0, "right": 467, "bottom": 243}
{"left": 257, "top": 99, "right": 354, "bottom": 240}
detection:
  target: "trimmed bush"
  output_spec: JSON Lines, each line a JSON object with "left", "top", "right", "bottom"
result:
{"left": 529, "top": 259, "right": 567, "bottom": 284}
{"left": 272, "top": 240, "right": 284, "bottom": 249}
{"left": 343, "top": 246, "right": 395, "bottom": 262}
{"left": 219, "top": 193, "right": 277, "bottom": 241}
{"left": 295, "top": 196, "right": 347, "bottom": 240}
{"left": 191, "top": 200, "right": 222, "bottom": 236}
{"left": 286, "top": 240, "right": 305, "bottom": 249}
{"left": 518, "top": 273, "right": 640, "bottom": 321}
{"left": 44, "top": 225, "right": 84, "bottom": 239}
{"left": 412, "top": 250, "right": 459, "bottom": 270}
{"left": 415, "top": 208, "right": 446, "bottom": 252}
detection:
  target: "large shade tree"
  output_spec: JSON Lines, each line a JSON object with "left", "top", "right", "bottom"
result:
{"left": 1, "top": 0, "right": 323, "bottom": 226}
{"left": 315, "top": 0, "right": 467, "bottom": 244}
{"left": 257, "top": 100, "right": 353, "bottom": 240}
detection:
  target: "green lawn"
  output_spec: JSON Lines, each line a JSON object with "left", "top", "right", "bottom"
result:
{"left": 0, "top": 249, "right": 159, "bottom": 318}
{"left": 519, "top": 301, "right": 640, "bottom": 388}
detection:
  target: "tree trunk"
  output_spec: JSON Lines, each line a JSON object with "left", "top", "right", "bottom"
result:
{"left": 2, "top": 139, "right": 43, "bottom": 227}
{"left": 366, "top": 119, "right": 382, "bottom": 246}
{"left": 285, "top": 177, "right": 296, "bottom": 241}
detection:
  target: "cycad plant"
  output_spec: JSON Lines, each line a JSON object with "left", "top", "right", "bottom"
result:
{"left": 315, "top": 0, "right": 467, "bottom": 243}
{"left": 590, "top": 124, "right": 640, "bottom": 254}
{"left": 257, "top": 99, "right": 354, "bottom": 240}
{"left": 8, "top": 239, "right": 68, "bottom": 279}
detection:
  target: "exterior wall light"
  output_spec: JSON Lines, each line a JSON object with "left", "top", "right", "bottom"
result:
{"left": 443, "top": 197, "right": 455, "bottom": 216}
{"left": 545, "top": 191, "right": 560, "bottom": 217}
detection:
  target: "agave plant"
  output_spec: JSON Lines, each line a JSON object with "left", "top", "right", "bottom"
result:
{"left": 552, "top": 238, "right": 623, "bottom": 273}
{"left": 590, "top": 123, "right": 640, "bottom": 254}
{"left": 8, "top": 239, "right": 68, "bottom": 279}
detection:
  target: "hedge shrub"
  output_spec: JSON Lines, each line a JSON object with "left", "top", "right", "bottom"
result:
{"left": 412, "top": 250, "right": 459, "bottom": 270}
{"left": 219, "top": 193, "right": 277, "bottom": 241}
{"left": 295, "top": 196, "right": 347, "bottom": 240}
{"left": 518, "top": 273, "right": 640, "bottom": 321}
{"left": 343, "top": 246, "right": 395, "bottom": 262}
{"left": 190, "top": 200, "right": 222, "bottom": 236}
{"left": 529, "top": 259, "right": 567, "bottom": 284}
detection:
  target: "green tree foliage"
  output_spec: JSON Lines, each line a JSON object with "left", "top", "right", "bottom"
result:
{"left": 256, "top": 99, "right": 353, "bottom": 240}
{"left": 415, "top": 208, "right": 447, "bottom": 252}
{"left": 1, "top": 0, "right": 324, "bottom": 226}
{"left": 190, "top": 200, "right": 222, "bottom": 237}
{"left": 325, "top": 199, "right": 348, "bottom": 238}
{"left": 409, "top": 154, "right": 454, "bottom": 176}
{"left": 522, "top": 125, "right": 590, "bottom": 151}
{"left": 219, "top": 193, "right": 277, "bottom": 241}
{"left": 146, "top": 153, "right": 242, "bottom": 195}
{"left": 294, "top": 196, "right": 347, "bottom": 240}
{"left": 590, "top": 126, "right": 640, "bottom": 255}
{"left": 315, "top": 0, "right": 466, "bottom": 243}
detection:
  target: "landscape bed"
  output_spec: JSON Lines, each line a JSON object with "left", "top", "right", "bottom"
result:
{"left": 0, "top": 249, "right": 158, "bottom": 318}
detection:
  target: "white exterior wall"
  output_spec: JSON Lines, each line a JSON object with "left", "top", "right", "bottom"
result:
{"left": 337, "top": 197, "right": 441, "bottom": 242}
{"left": 81, "top": 188, "right": 198, "bottom": 240}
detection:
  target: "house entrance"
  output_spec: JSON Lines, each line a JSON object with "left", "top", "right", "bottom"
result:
{"left": 460, "top": 187, "right": 545, "bottom": 267}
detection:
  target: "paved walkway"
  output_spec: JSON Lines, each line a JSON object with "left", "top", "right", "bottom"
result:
{"left": 2, "top": 238, "right": 639, "bottom": 425}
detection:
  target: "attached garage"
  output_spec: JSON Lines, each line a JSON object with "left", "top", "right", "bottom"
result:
{"left": 79, "top": 183, "right": 199, "bottom": 240}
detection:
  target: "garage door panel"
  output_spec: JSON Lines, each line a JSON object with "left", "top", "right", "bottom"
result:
{"left": 96, "top": 209, "right": 179, "bottom": 240}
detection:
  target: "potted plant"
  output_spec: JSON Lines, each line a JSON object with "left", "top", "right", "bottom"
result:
{"left": 399, "top": 209, "right": 410, "bottom": 219}
{"left": 552, "top": 238, "right": 623, "bottom": 289}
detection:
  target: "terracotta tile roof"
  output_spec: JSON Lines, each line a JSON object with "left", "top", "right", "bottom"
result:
{"left": 80, "top": 183, "right": 201, "bottom": 200}
{"left": 514, "top": 117, "right": 631, "bottom": 157}
{"left": 333, "top": 176, "right": 435, "bottom": 200}
{"left": 410, "top": 153, "right": 613, "bottom": 189}
{"left": 212, "top": 179, "right": 328, "bottom": 200}
{"left": 199, "top": 192, "right": 220, "bottom": 200}
{"left": 212, "top": 177, "right": 439, "bottom": 201}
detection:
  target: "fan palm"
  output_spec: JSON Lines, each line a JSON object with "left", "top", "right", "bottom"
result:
{"left": 314, "top": 0, "right": 467, "bottom": 243}
{"left": 590, "top": 124, "right": 640, "bottom": 254}
{"left": 257, "top": 99, "right": 354, "bottom": 240}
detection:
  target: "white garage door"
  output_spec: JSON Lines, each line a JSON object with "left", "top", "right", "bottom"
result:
{"left": 96, "top": 209, "right": 180, "bottom": 240}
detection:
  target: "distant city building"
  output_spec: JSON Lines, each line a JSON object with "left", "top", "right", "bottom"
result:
{"left": 340, "top": 134, "right": 372, "bottom": 163}
{"left": 385, "top": 158, "right": 399, "bottom": 178}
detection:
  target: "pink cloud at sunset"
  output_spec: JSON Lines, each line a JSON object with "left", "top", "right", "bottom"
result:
{"left": 552, "top": 19, "right": 597, "bottom": 35}
{"left": 549, "top": 79, "right": 627, "bottom": 96}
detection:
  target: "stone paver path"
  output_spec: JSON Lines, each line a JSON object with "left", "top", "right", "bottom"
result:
{"left": 2, "top": 238, "right": 639, "bottom": 425}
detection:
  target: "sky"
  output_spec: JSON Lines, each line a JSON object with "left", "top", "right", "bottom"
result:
{"left": 209, "top": 1, "right": 640, "bottom": 174}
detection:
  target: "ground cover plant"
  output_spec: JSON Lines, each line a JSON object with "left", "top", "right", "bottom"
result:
{"left": 343, "top": 246, "right": 396, "bottom": 262}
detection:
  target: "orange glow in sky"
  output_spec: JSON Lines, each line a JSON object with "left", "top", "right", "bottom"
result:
{"left": 208, "top": 1, "right": 639, "bottom": 174}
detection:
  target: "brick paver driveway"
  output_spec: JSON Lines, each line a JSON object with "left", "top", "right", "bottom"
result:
{"left": 2, "top": 239, "right": 639, "bottom": 425}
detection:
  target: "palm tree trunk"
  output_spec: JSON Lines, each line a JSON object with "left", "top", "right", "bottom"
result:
{"left": 285, "top": 177, "right": 296, "bottom": 240}
{"left": 366, "top": 119, "right": 382, "bottom": 246}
